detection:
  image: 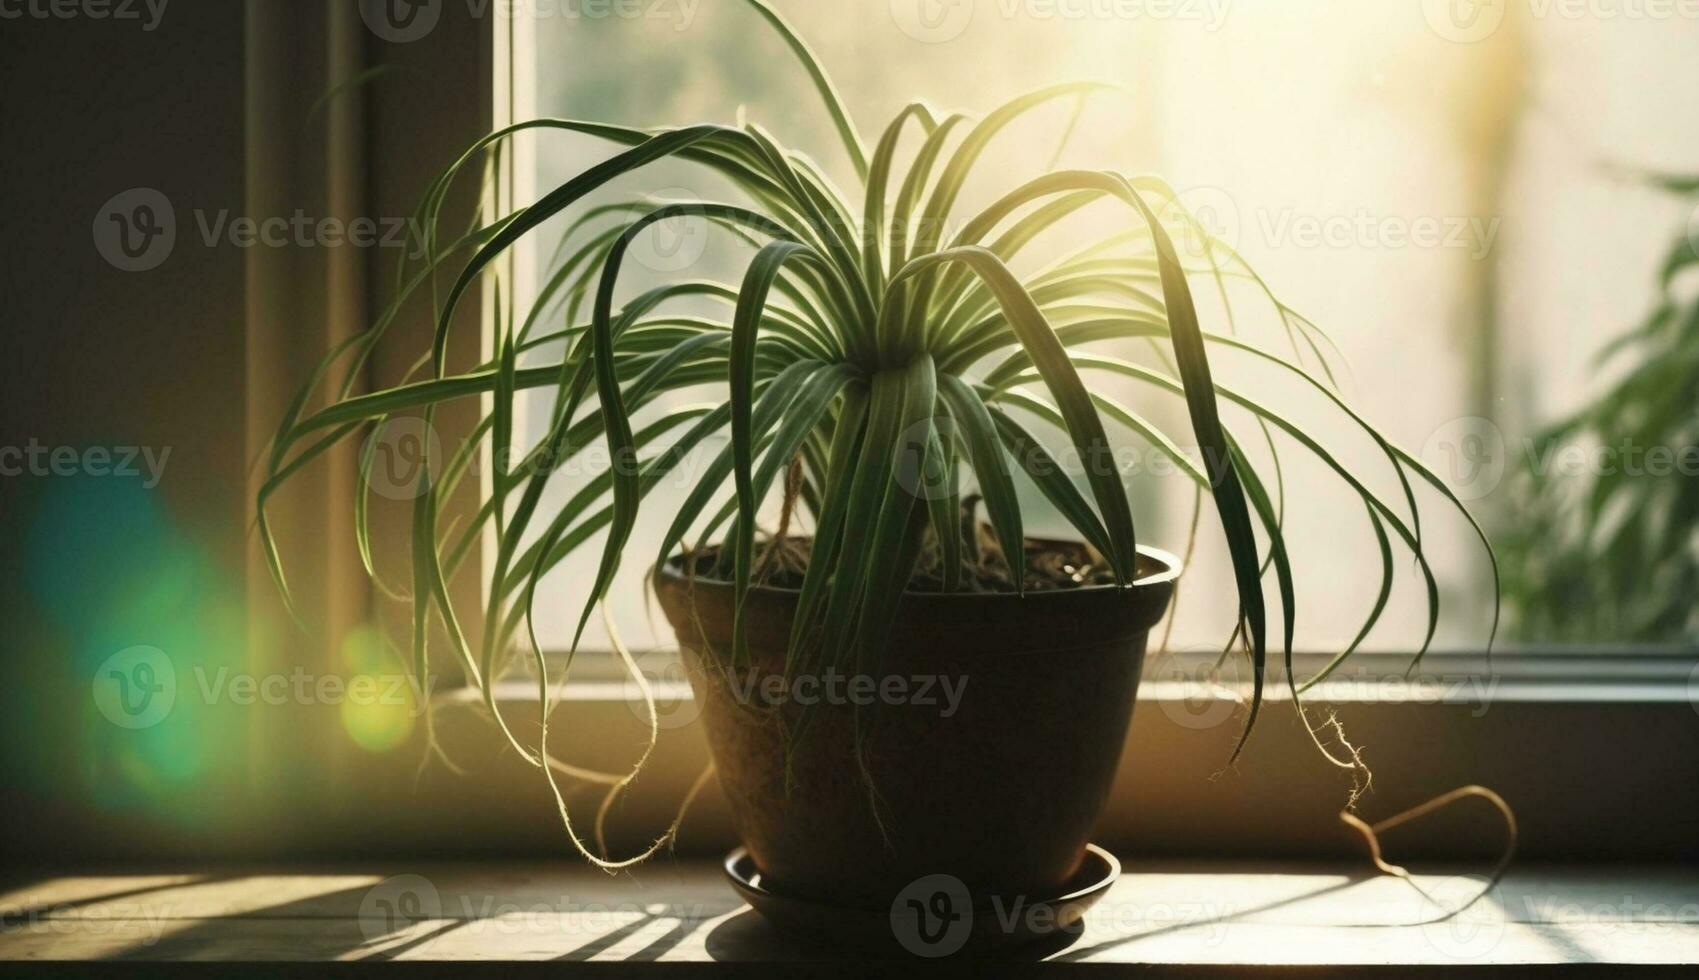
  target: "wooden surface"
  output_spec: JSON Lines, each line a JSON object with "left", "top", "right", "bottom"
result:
{"left": 0, "top": 860, "right": 1694, "bottom": 975}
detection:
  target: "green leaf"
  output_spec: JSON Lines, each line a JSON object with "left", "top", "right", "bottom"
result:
{"left": 738, "top": 0, "right": 868, "bottom": 181}
{"left": 731, "top": 240, "right": 830, "bottom": 663}
{"left": 894, "top": 246, "right": 1137, "bottom": 579}
{"left": 938, "top": 375, "right": 1026, "bottom": 592}
{"left": 988, "top": 407, "right": 1113, "bottom": 561}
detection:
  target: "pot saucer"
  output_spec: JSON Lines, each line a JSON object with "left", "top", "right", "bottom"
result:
{"left": 722, "top": 843, "right": 1120, "bottom": 957}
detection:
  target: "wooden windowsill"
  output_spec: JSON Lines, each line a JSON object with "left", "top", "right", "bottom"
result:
{"left": 1, "top": 860, "right": 1694, "bottom": 975}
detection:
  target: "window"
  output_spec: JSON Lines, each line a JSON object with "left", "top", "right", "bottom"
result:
{"left": 351, "top": 1, "right": 1699, "bottom": 863}
{"left": 499, "top": 2, "right": 1699, "bottom": 665}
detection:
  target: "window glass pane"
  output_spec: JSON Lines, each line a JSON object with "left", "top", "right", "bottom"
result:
{"left": 506, "top": 3, "right": 1699, "bottom": 656}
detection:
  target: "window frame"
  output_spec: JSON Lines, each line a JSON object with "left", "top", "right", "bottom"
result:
{"left": 354, "top": 7, "right": 1699, "bottom": 865}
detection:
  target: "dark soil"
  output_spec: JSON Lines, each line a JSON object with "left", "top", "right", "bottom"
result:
{"left": 677, "top": 524, "right": 1117, "bottom": 595}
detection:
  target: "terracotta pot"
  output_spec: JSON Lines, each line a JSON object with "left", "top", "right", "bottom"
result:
{"left": 653, "top": 542, "right": 1179, "bottom": 909}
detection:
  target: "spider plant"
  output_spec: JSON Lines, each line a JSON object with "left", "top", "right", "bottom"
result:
{"left": 257, "top": 0, "right": 1496, "bottom": 863}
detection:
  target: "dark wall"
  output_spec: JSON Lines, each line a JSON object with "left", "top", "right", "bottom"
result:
{"left": 0, "top": 6, "right": 249, "bottom": 530}
{"left": 0, "top": 0, "right": 500, "bottom": 866}
{"left": 0, "top": 2, "right": 251, "bottom": 862}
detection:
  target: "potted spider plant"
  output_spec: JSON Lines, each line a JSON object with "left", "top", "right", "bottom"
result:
{"left": 259, "top": 0, "right": 1493, "bottom": 943}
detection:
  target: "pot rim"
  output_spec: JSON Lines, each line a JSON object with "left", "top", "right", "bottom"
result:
{"left": 652, "top": 540, "right": 1183, "bottom": 602}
